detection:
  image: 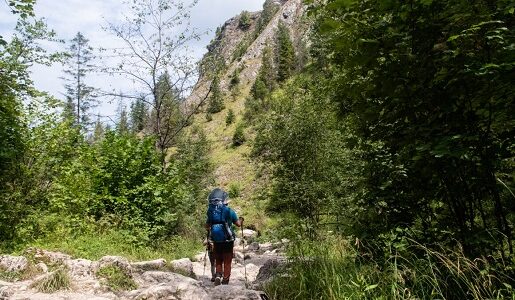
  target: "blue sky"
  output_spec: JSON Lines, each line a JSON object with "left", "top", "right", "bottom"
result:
{"left": 0, "top": 0, "right": 264, "bottom": 120}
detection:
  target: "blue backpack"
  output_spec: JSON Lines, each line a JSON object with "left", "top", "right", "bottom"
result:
{"left": 207, "top": 189, "right": 235, "bottom": 243}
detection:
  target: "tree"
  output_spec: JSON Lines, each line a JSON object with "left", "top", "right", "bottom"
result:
{"left": 232, "top": 123, "right": 246, "bottom": 147}
{"left": 130, "top": 97, "right": 148, "bottom": 133}
{"left": 62, "top": 32, "right": 96, "bottom": 129}
{"left": 116, "top": 101, "right": 129, "bottom": 135}
{"left": 225, "top": 109, "right": 235, "bottom": 126}
{"left": 104, "top": 0, "right": 205, "bottom": 160}
{"left": 276, "top": 22, "right": 295, "bottom": 82}
{"left": 206, "top": 75, "right": 224, "bottom": 114}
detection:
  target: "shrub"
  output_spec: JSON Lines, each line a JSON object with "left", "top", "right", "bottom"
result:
{"left": 239, "top": 11, "right": 251, "bottom": 30}
{"left": 228, "top": 182, "right": 242, "bottom": 198}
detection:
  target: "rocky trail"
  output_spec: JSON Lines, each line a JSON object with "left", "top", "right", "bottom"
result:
{"left": 0, "top": 235, "right": 286, "bottom": 300}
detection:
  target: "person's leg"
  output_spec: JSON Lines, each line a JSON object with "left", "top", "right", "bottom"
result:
{"left": 222, "top": 242, "right": 234, "bottom": 284}
{"left": 213, "top": 243, "right": 224, "bottom": 285}
{"left": 208, "top": 248, "right": 215, "bottom": 281}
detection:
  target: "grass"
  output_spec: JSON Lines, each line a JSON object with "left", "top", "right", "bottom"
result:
{"left": 24, "top": 230, "right": 203, "bottom": 262}
{"left": 264, "top": 237, "right": 515, "bottom": 300}
{"left": 31, "top": 268, "right": 70, "bottom": 293}
{"left": 96, "top": 265, "right": 137, "bottom": 292}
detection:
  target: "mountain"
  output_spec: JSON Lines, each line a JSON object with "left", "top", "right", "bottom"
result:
{"left": 185, "top": 0, "right": 307, "bottom": 231}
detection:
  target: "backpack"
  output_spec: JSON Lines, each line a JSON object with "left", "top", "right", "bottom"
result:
{"left": 207, "top": 189, "right": 234, "bottom": 243}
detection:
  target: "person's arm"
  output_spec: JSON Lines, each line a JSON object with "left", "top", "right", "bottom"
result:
{"left": 231, "top": 209, "right": 243, "bottom": 227}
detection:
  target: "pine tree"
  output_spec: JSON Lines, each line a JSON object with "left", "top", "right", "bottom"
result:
{"left": 251, "top": 45, "right": 275, "bottom": 100}
{"left": 130, "top": 97, "right": 147, "bottom": 133}
{"left": 207, "top": 75, "right": 224, "bottom": 114}
{"left": 62, "top": 32, "right": 96, "bottom": 129}
{"left": 116, "top": 101, "right": 129, "bottom": 135}
{"left": 276, "top": 22, "right": 295, "bottom": 82}
{"left": 226, "top": 109, "right": 235, "bottom": 126}
{"left": 232, "top": 123, "right": 246, "bottom": 147}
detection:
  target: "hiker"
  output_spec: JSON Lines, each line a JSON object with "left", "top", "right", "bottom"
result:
{"left": 205, "top": 188, "right": 243, "bottom": 285}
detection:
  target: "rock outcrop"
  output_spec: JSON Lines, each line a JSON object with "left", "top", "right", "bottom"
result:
{"left": 186, "top": 0, "right": 306, "bottom": 108}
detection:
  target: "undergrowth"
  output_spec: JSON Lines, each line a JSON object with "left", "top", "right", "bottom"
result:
{"left": 21, "top": 229, "right": 203, "bottom": 262}
{"left": 31, "top": 268, "right": 70, "bottom": 293}
{"left": 265, "top": 237, "right": 515, "bottom": 300}
{"left": 96, "top": 265, "right": 137, "bottom": 292}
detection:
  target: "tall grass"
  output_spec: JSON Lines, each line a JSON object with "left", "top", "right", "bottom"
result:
{"left": 264, "top": 237, "right": 515, "bottom": 299}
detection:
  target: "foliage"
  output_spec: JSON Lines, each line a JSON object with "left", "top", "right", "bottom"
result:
{"left": 265, "top": 236, "right": 515, "bottom": 300}
{"left": 206, "top": 75, "right": 225, "bottom": 114}
{"left": 232, "top": 122, "right": 246, "bottom": 147}
{"left": 253, "top": 74, "right": 358, "bottom": 223}
{"left": 276, "top": 22, "right": 295, "bottom": 82}
{"left": 130, "top": 97, "right": 147, "bottom": 133}
{"left": 225, "top": 109, "right": 235, "bottom": 126}
{"left": 96, "top": 265, "right": 137, "bottom": 291}
{"left": 228, "top": 182, "right": 242, "bottom": 199}
{"left": 309, "top": 0, "right": 515, "bottom": 257}
{"left": 239, "top": 11, "right": 252, "bottom": 30}
{"left": 31, "top": 268, "right": 71, "bottom": 293}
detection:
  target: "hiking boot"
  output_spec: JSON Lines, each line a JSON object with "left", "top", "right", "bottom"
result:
{"left": 214, "top": 273, "right": 222, "bottom": 286}
{"left": 221, "top": 278, "right": 229, "bottom": 285}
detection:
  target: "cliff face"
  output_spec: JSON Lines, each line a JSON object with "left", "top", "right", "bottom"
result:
{"left": 186, "top": 0, "right": 306, "bottom": 105}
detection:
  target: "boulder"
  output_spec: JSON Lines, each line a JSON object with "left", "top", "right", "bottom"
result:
{"left": 131, "top": 271, "right": 208, "bottom": 300}
{"left": 170, "top": 258, "right": 194, "bottom": 277}
{"left": 131, "top": 259, "right": 167, "bottom": 272}
{"left": 247, "top": 242, "right": 260, "bottom": 251}
{"left": 253, "top": 258, "right": 286, "bottom": 289}
{"left": 242, "top": 229, "right": 257, "bottom": 239}
{"left": 35, "top": 262, "right": 48, "bottom": 273}
{"left": 27, "top": 248, "right": 71, "bottom": 264}
{"left": 65, "top": 259, "right": 94, "bottom": 279}
{"left": 0, "top": 255, "right": 28, "bottom": 272}
{"left": 95, "top": 256, "right": 132, "bottom": 276}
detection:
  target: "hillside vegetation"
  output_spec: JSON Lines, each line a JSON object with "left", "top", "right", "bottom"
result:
{"left": 1, "top": 0, "right": 514, "bottom": 299}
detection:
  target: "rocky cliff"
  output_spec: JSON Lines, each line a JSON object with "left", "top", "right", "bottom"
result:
{"left": 187, "top": 0, "right": 306, "bottom": 105}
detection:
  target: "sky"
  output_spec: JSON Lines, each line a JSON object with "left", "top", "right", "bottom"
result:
{"left": 0, "top": 0, "right": 264, "bottom": 121}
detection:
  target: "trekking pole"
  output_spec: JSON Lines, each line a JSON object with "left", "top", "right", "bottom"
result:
{"left": 203, "top": 229, "right": 209, "bottom": 277}
{"left": 240, "top": 217, "right": 248, "bottom": 288}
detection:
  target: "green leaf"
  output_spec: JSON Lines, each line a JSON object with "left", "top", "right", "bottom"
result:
{"left": 365, "top": 284, "right": 378, "bottom": 291}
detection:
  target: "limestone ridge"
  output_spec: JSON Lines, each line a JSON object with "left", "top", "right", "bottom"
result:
{"left": 186, "top": 0, "right": 306, "bottom": 106}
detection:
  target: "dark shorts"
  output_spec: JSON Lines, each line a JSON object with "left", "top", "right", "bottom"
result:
{"left": 213, "top": 241, "right": 234, "bottom": 254}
